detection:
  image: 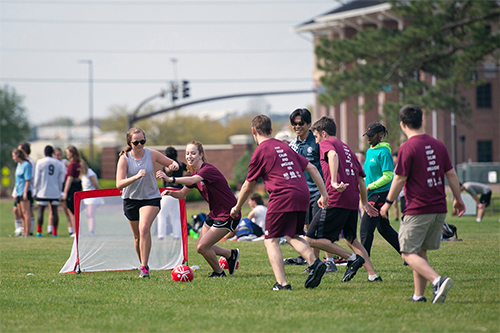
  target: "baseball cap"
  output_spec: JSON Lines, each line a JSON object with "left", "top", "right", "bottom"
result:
{"left": 363, "top": 122, "right": 385, "bottom": 136}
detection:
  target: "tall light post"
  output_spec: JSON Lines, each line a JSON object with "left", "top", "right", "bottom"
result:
{"left": 79, "top": 59, "right": 94, "bottom": 163}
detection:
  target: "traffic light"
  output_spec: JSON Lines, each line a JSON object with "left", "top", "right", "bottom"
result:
{"left": 171, "top": 82, "right": 178, "bottom": 102}
{"left": 182, "top": 80, "right": 190, "bottom": 98}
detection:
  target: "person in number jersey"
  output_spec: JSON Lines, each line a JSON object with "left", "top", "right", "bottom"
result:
{"left": 157, "top": 141, "right": 241, "bottom": 278}
{"left": 33, "top": 145, "right": 64, "bottom": 237}
{"left": 116, "top": 127, "right": 179, "bottom": 278}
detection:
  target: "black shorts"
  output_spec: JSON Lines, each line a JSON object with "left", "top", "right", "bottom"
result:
{"left": 480, "top": 192, "right": 492, "bottom": 207}
{"left": 123, "top": 198, "right": 161, "bottom": 221}
{"left": 205, "top": 215, "right": 239, "bottom": 232}
{"left": 307, "top": 207, "right": 358, "bottom": 243}
{"left": 306, "top": 193, "right": 321, "bottom": 225}
{"left": 16, "top": 191, "right": 33, "bottom": 204}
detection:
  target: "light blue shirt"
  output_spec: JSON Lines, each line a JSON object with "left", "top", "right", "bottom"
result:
{"left": 15, "top": 160, "right": 32, "bottom": 196}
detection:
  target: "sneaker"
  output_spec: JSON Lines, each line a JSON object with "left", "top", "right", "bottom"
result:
{"left": 272, "top": 282, "right": 292, "bottom": 290}
{"left": 432, "top": 276, "right": 453, "bottom": 303}
{"left": 139, "top": 266, "right": 150, "bottom": 278}
{"left": 302, "top": 266, "right": 310, "bottom": 273}
{"left": 304, "top": 259, "right": 326, "bottom": 289}
{"left": 341, "top": 254, "right": 365, "bottom": 282}
{"left": 52, "top": 234, "right": 57, "bottom": 238}
{"left": 409, "top": 296, "right": 427, "bottom": 302}
{"left": 324, "top": 261, "right": 338, "bottom": 273}
{"left": 35, "top": 233, "right": 42, "bottom": 237}
{"left": 227, "top": 248, "right": 240, "bottom": 275}
{"left": 369, "top": 276, "right": 383, "bottom": 282}
{"left": 208, "top": 271, "right": 226, "bottom": 278}
{"left": 334, "top": 257, "right": 347, "bottom": 265}
{"left": 69, "top": 233, "right": 76, "bottom": 238}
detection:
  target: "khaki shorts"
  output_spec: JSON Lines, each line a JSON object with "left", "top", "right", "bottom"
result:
{"left": 399, "top": 213, "right": 446, "bottom": 254}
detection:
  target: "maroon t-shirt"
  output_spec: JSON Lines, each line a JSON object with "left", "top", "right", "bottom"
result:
{"left": 319, "top": 138, "right": 365, "bottom": 210}
{"left": 186, "top": 162, "right": 240, "bottom": 221}
{"left": 396, "top": 134, "right": 453, "bottom": 215}
{"left": 246, "top": 138, "right": 310, "bottom": 213}
{"left": 64, "top": 161, "right": 80, "bottom": 181}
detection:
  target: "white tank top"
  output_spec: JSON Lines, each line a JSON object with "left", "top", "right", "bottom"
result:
{"left": 121, "top": 148, "right": 160, "bottom": 200}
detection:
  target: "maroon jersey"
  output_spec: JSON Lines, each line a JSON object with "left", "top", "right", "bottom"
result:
{"left": 319, "top": 138, "right": 365, "bottom": 210}
{"left": 396, "top": 134, "right": 453, "bottom": 215}
{"left": 247, "top": 138, "right": 310, "bottom": 214}
{"left": 186, "top": 163, "right": 240, "bottom": 221}
{"left": 64, "top": 161, "right": 80, "bottom": 181}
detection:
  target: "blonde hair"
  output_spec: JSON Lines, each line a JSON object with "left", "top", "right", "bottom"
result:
{"left": 186, "top": 141, "right": 207, "bottom": 173}
{"left": 66, "top": 146, "right": 81, "bottom": 164}
{"left": 119, "top": 127, "right": 146, "bottom": 157}
{"left": 80, "top": 159, "right": 89, "bottom": 178}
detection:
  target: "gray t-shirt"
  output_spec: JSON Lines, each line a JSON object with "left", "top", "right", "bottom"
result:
{"left": 463, "top": 182, "right": 491, "bottom": 196}
{"left": 121, "top": 148, "right": 160, "bottom": 200}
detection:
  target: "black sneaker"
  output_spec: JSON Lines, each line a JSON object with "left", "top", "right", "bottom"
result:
{"left": 227, "top": 248, "right": 240, "bottom": 275}
{"left": 208, "top": 271, "right": 226, "bottom": 278}
{"left": 409, "top": 296, "right": 427, "bottom": 302}
{"left": 369, "top": 276, "right": 383, "bottom": 282}
{"left": 304, "top": 259, "right": 326, "bottom": 289}
{"left": 272, "top": 282, "right": 292, "bottom": 291}
{"left": 432, "top": 276, "right": 453, "bottom": 303}
{"left": 341, "top": 254, "right": 365, "bottom": 282}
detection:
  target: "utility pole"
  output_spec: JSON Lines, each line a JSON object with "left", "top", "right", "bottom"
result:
{"left": 79, "top": 59, "right": 94, "bottom": 163}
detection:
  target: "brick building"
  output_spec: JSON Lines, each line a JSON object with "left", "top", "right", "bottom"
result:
{"left": 293, "top": 0, "right": 499, "bottom": 165}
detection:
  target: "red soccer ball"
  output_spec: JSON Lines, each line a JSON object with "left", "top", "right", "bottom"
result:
{"left": 171, "top": 265, "right": 194, "bottom": 282}
{"left": 218, "top": 256, "right": 239, "bottom": 270}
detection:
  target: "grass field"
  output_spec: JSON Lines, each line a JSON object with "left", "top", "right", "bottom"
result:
{"left": 1, "top": 198, "right": 499, "bottom": 332}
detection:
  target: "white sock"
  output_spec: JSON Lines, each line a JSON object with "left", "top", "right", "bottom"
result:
{"left": 15, "top": 219, "right": 22, "bottom": 229}
{"left": 413, "top": 294, "right": 425, "bottom": 301}
{"left": 68, "top": 227, "right": 74, "bottom": 234}
{"left": 348, "top": 254, "right": 356, "bottom": 261}
{"left": 326, "top": 257, "right": 334, "bottom": 263}
{"left": 476, "top": 218, "right": 481, "bottom": 222}
{"left": 368, "top": 274, "right": 379, "bottom": 281}
{"left": 48, "top": 225, "right": 53, "bottom": 234}
{"left": 432, "top": 276, "right": 441, "bottom": 286}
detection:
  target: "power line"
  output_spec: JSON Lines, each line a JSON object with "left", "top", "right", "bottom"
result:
{"left": 0, "top": 48, "right": 311, "bottom": 54}
{"left": 0, "top": 77, "right": 313, "bottom": 84}
{"left": 0, "top": 1, "right": 331, "bottom": 5}
{"left": 1, "top": 18, "right": 300, "bottom": 25}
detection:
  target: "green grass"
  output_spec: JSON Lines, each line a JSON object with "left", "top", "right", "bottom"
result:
{"left": 1, "top": 200, "right": 499, "bottom": 332}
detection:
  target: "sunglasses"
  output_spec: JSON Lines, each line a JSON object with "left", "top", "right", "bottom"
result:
{"left": 291, "top": 121, "right": 305, "bottom": 127}
{"left": 132, "top": 139, "right": 146, "bottom": 146}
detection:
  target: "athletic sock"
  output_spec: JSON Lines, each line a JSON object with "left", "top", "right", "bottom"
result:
{"left": 68, "top": 227, "right": 74, "bottom": 234}
{"left": 432, "top": 276, "right": 441, "bottom": 286}
{"left": 15, "top": 219, "right": 22, "bottom": 229}
{"left": 37, "top": 225, "right": 42, "bottom": 233}
{"left": 412, "top": 294, "right": 425, "bottom": 301}
{"left": 325, "top": 257, "right": 334, "bottom": 263}
{"left": 53, "top": 226, "right": 58, "bottom": 236}
{"left": 30, "top": 217, "right": 35, "bottom": 233}
{"left": 47, "top": 225, "right": 53, "bottom": 234}
{"left": 476, "top": 218, "right": 481, "bottom": 222}
{"left": 347, "top": 254, "right": 356, "bottom": 261}
{"left": 368, "top": 274, "right": 379, "bottom": 281}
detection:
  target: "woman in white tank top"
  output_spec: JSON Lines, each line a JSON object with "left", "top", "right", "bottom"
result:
{"left": 116, "top": 127, "right": 179, "bottom": 278}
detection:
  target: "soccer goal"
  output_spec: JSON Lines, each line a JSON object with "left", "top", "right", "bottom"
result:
{"left": 60, "top": 188, "right": 188, "bottom": 274}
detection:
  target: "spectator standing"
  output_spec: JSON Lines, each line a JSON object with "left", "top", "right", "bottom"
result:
{"left": 33, "top": 145, "right": 64, "bottom": 237}
{"left": 62, "top": 146, "right": 82, "bottom": 237}
{"left": 380, "top": 105, "right": 465, "bottom": 303}
{"left": 18, "top": 142, "right": 35, "bottom": 235}
{"left": 12, "top": 149, "right": 33, "bottom": 237}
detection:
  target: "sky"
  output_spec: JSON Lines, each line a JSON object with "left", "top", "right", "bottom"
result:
{"left": 0, "top": 0, "right": 338, "bottom": 126}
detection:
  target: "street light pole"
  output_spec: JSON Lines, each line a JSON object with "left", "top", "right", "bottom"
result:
{"left": 79, "top": 59, "right": 94, "bottom": 163}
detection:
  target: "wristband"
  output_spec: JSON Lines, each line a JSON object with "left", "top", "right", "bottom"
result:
{"left": 385, "top": 198, "right": 394, "bottom": 205}
{"left": 171, "top": 176, "right": 176, "bottom": 184}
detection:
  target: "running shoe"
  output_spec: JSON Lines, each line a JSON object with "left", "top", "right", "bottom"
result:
{"left": 227, "top": 248, "right": 240, "bottom": 275}
{"left": 304, "top": 259, "right": 326, "bottom": 289}
{"left": 139, "top": 266, "right": 150, "bottom": 278}
{"left": 272, "top": 282, "right": 292, "bottom": 290}
{"left": 324, "top": 261, "right": 338, "bottom": 273}
{"left": 432, "top": 276, "right": 453, "bottom": 303}
{"left": 341, "top": 254, "right": 365, "bottom": 282}
{"left": 409, "top": 296, "right": 427, "bottom": 302}
{"left": 208, "top": 271, "right": 226, "bottom": 277}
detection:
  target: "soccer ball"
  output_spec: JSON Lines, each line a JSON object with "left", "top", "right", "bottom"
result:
{"left": 218, "top": 256, "right": 239, "bottom": 270}
{"left": 171, "top": 265, "right": 194, "bottom": 282}
{"left": 14, "top": 227, "right": 23, "bottom": 237}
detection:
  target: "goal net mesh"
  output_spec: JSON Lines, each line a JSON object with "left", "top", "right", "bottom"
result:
{"left": 60, "top": 188, "right": 187, "bottom": 274}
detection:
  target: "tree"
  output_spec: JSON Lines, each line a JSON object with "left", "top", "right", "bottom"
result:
{"left": 316, "top": 0, "right": 499, "bottom": 143}
{"left": 0, "top": 86, "right": 31, "bottom": 168}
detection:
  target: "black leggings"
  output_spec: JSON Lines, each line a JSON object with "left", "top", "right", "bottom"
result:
{"left": 360, "top": 191, "right": 400, "bottom": 256}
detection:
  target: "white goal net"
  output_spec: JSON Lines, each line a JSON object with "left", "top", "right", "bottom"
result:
{"left": 60, "top": 188, "right": 187, "bottom": 274}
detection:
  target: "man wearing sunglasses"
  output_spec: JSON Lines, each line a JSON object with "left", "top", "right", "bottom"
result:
{"left": 289, "top": 108, "right": 336, "bottom": 273}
